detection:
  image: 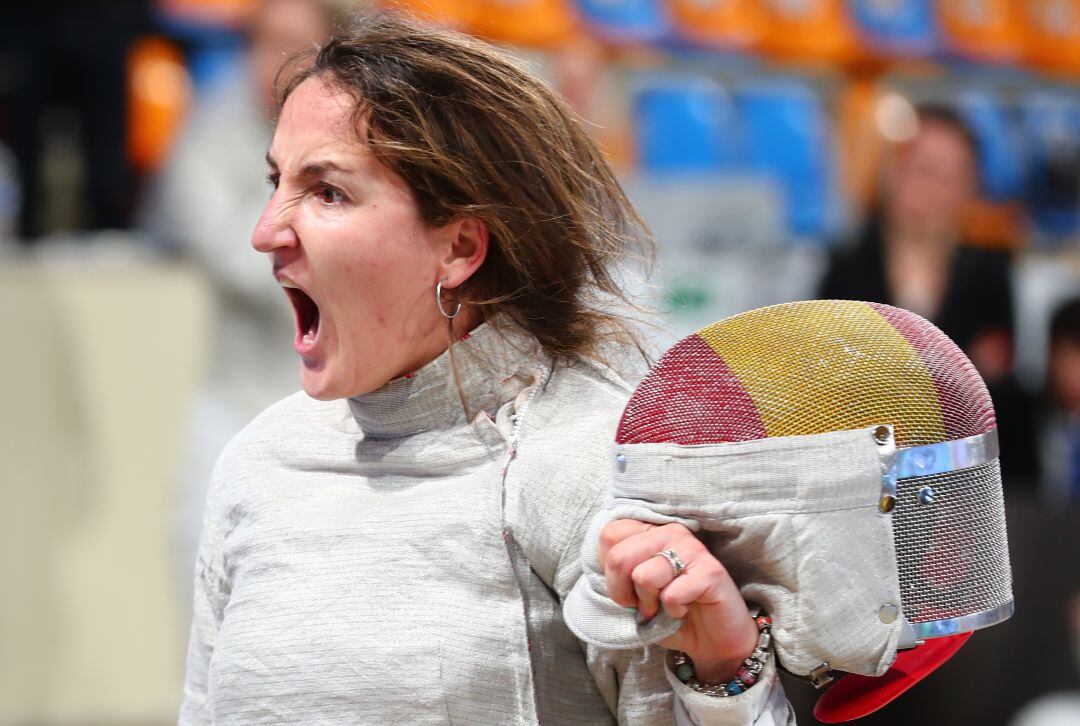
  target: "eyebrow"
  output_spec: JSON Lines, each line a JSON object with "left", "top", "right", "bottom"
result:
{"left": 264, "top": 153, "right": 354, "bottom": 178}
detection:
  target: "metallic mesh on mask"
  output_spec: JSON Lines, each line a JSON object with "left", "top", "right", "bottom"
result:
{"left": 618, "top": 300, "right": 996, "bottom": 448}
{"left": 893, "top": 461, "right": 1011, "bottom": 627}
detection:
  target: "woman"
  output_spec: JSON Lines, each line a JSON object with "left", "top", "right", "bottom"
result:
{"left": 180, "top": 14, "right": 792, "bottom": 725}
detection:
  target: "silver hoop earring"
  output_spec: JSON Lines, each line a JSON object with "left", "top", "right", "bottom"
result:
{"left": 436, "top": 277, "right": 462, "bottom": 320}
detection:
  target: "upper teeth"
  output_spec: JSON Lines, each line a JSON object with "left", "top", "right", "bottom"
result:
{"left": 279, "top": 278, "right": 300, "bottom": 289}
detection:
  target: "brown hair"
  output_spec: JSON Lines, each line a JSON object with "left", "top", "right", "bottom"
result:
{"left": 913, "top": 103, "right": 980, "bottom": 164}
{"left": 277, "top": 12, "right": 653, "bottom": 365}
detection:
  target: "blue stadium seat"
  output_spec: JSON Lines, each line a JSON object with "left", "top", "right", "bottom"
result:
{"left": 153, "top": 5, "right": 246, "bottom": 92}
{"left": 1022, "top": 91, "right": 1080, "bottom": 240}
{"left": 846, "top": 0, "right": 938, "bottom": 56}
{"left": 732, "top": 80, "right": 837, "bottom": 240}
{"left": 632, "top": 78, "right": 739, "bottom": 174}
{"left": 574, "top": 0, "right": 672, "bottom": 43}
{"left": 186, "top": 39, "right": 246, "bottom": 92}
{"left": 958, "top": 90, "right": 1024, "bottom": 203}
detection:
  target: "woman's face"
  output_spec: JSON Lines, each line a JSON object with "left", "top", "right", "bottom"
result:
{"left": 886, "top": 121, "right": 977, "bottom": 239}
{"left": 253, "top": 76, "right": 467, "bottom": 400}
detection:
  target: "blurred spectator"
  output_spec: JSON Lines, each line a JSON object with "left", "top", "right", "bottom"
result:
{"left": 819, "top": 104, "right": 1038, "bottom": 484}
{"left": 550, "top": 34, "right": 607, "bottom": 122}
{"left": 1039, "top": 296, "right": 1080, "bottom": 505}
{"left": 547, "top": 33, "right": 633, "bottom": 173}
{"left": 139, "top": 0, "right": 345, "bottom": 595}
{"left": 1, "top": 1, "right": 151, "bottom": 240}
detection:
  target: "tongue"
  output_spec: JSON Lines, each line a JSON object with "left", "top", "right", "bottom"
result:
{"left": 301, "top": 309, "right": 319, "bottom": 345}
{"left": 288, "top": 287, "right": 319, "bottom": 342}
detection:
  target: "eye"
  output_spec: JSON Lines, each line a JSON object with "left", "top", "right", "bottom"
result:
{"left": 265, "top": 172, "right": 280, "bottom": 190}
{"left": 317, "top": 184, "right": 345, "bottom": 205}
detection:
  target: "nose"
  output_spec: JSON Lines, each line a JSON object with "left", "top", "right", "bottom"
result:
{"left": 251, "top": 192, "right": 300, "bottom": 255}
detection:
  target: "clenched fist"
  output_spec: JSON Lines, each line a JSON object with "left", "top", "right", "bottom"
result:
{"left": 598, "top": 520, "right": 758, "bottom": 683}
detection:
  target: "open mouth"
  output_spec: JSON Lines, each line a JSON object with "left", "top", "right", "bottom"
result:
{"left": 285, "top": 286, "right": 321, "bottom": 346}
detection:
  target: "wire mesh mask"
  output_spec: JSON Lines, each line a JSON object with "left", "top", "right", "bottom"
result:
{"left": 564, "top": 300, "right": 1013, "bottom": 713}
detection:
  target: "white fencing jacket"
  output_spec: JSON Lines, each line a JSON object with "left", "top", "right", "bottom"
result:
{"left": 179, "top": 319, "right": 794, "bottom": 725}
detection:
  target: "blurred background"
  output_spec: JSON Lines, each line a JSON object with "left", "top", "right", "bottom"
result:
{"left": 2, "top": 0, "right": 1079, "bottom": 724}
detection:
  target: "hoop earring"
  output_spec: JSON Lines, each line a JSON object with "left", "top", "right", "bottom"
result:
{"left": 436, "top": 277, "right": 462, "bottom": 320}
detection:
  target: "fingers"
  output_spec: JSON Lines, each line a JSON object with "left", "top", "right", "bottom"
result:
{"left": 656, "top": 559, "right": 724, "bottom": 618}
{"left": 600, "top": 521, "right": 754, "bottom": 669}
{"left": 631, "top": 553, "right": 676, "bottom": 619}
{"left": 602, "top": 521, "right": 705, "bottom": 617}
{"left": 597, "top": 519, "right": 655, "bottom": 571}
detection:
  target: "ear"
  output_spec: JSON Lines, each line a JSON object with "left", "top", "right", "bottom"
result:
{"left": 439, "top": 217, "right": 489, "bottom": 290}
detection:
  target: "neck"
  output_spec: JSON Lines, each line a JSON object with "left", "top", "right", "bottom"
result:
{"left": 391, "top": 307, "right": 485, "bottom": 382}
{"left": 347, "top": 313, "right": 545, "bottom": 437}
{"left": 883, "top": 228, "right": 955, "bottom": 321}
{"left": 887, "top": 227, "right": 956, "bottom": 255}
{"left": 883, "top": 209, "right": 961, "bottom": 256}
{"left": 450, "top": 305, "right": 485, "bottom": 342}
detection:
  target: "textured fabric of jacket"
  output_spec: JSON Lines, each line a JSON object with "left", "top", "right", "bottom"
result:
{"left": 564, "top": 429, "right": 904, "bottom": 679}
{"left": 179, "top": 319, "right": 795, "bottom": 725}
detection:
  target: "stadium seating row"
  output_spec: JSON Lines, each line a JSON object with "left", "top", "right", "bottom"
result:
{"left": 634, "top": 75, "right": 1080, "bottom": 242}
{"left": 377, "top": 0, "right": 1080, "bottom": 72}
{"left": 135, "top": 0, "right": 1080, "bottom": 245}
{"left": 154, "top": 1, "right": 1080, "bottom": 74}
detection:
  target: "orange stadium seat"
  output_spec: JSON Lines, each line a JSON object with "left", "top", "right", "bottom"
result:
{"left": 669, "top": 0, "right": 769, "bottom": 50}
{"left": 964, "top": 199, "right": 1022, "bottom": 250}
{"left": 471, "top": 0, "right": 578, "bottom": 47}
{"left": 936, "top": 0, "right": 1024, "bottom": 63}
{"left": 757, "top": 0, "right": 863, "bottom": 65}
{"left": 127, "top": 37, "right": 193, "bottom": 174}
{"left": 836, "top": 79, "right": 887, "bottom": 213}
{"left": 1021, "top": 0, "right": 1080, "bottom": 75}
{"left": 384, "top": 0, "right": 482, "bottom": 30}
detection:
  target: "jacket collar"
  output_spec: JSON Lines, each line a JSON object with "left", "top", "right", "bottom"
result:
{"left": 347, "top": 316, "right": 546, "bottom": 438}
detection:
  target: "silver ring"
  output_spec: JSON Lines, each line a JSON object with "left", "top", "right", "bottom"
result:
{"left": 435, "top": 277, "right": 461, "bottom": 320}
{"left": 653, "top": 548, "right": 686, "bottom": 579}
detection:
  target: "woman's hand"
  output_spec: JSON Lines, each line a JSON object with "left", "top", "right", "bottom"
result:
{"left": 598, "top": 520, "right": 758, "bottom": 684}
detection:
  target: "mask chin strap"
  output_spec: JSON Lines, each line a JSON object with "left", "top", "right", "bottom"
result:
{"left": 805, "top": 614, "right": 919, "bottom": 692}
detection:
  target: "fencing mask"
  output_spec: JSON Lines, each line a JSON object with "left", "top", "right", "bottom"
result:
{"left": 563, "top": 299, "right": 1013, "bottom": 720}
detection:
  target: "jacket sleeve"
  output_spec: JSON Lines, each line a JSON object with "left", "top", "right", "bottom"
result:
{"left": 516, "top": 361, "right": 797, "bottom": 725}
{"left": 554, "top": 489, "right": 796, "bottom": 726}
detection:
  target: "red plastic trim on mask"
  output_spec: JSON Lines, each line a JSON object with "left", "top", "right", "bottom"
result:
{"left": 813, "top": 632, "right": 972, "bottom": 723}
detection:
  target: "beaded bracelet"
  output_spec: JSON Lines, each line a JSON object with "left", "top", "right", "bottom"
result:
{"left": 668, "top": 606, "right": 773, "bottom": 698}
